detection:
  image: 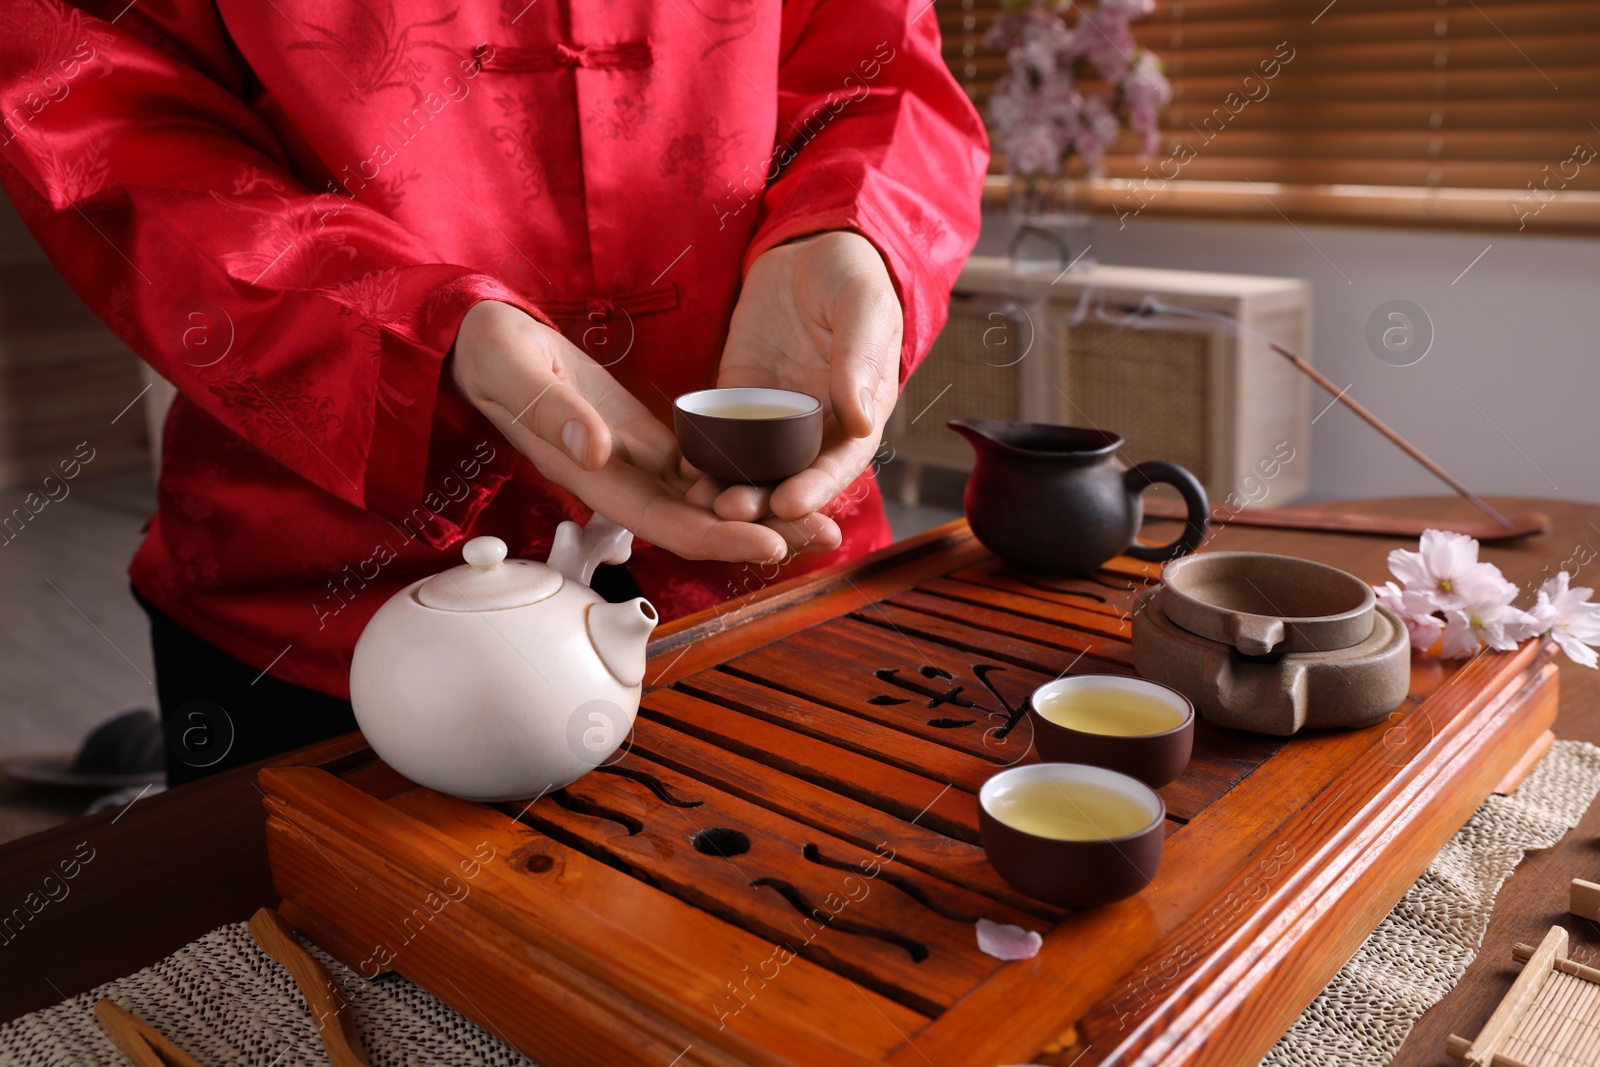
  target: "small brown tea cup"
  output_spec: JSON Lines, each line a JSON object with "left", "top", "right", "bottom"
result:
{"left": 1026, "top": 675, "right": 1194, "bottom": 788}
{"left": 673, "top": 388, "right": 823, "bottom": 486}
{"left": 978, "top": 763, "right": 1165, "bottom": 908}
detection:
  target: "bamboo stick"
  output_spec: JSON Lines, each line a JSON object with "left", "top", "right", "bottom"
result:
{"left": 249, "top": 907, "right": 371, "bottom": 1067}
{"left": 93, "top": 999, "right": 206, "bottom": 1067}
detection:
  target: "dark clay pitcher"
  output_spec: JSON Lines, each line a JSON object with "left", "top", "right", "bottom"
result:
{"left": 950, "top": 419, "right": 1209, "bottom": 574}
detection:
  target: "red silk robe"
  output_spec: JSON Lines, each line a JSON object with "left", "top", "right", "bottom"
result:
{"left": 0, "top": 0, "right": 986, "bottom": 698}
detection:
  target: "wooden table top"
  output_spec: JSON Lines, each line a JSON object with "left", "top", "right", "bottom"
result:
{"left": 3, "top": 493, "right": 1597, "bottom": 1067}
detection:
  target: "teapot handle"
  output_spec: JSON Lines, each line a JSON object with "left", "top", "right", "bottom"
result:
{"left": 549, "top": 515, "right": 633, "bottom": 586}
{"left": 1122, "top": 461, "right": 1209, "bottom": 563}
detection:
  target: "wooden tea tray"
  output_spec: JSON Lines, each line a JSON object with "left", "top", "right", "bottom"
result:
{"left": 260, "top": 521, "right": 1559, "bottom": 1067}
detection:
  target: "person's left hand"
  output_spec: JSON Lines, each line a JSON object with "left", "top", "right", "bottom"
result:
{"left": 689, "top": 230, "right": 902, "bottom": 553}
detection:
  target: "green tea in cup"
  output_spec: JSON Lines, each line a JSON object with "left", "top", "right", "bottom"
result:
{"left": 984, "top": 774, "right": 1156, "bottom": 841}
{"left": 1034, "top": 684, "right": 1187, "bottom": 737}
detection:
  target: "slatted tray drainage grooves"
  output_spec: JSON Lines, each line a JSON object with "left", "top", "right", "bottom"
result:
{"left": 494, "top": 757, "right": 1040, "bottom": 1017}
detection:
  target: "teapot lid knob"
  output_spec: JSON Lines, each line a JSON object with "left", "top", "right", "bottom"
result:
{"left": 416, "top": 535, "right": 561, "bottom": 611}
{"left": 463, "top": 536, "right": 507, "bottom": 571}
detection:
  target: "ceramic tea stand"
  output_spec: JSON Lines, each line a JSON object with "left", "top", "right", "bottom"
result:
{"left": 1132, "top": 552, "right": 1411, "bottom": 736}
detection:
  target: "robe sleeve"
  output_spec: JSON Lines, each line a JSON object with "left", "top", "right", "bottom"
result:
{"left": 0, "top": 0, "right": 537, "bottom": 537}
{"left": 745, "top": 0, "right": 990, "bottom": 384}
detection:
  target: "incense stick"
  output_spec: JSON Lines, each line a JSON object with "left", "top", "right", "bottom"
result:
{"left": 1267, "top": 342, "right": 1515, "bottom": 530}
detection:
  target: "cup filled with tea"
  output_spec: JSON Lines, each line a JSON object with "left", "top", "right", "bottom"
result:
{"left": 673, "top": 387, "right": 824, "bottom": 485}
{"left": 978, "top": 763, "right": 1165, "bottom": 907}
{"left": 1026, "top": 675, "right": 1194, "bottom": 788}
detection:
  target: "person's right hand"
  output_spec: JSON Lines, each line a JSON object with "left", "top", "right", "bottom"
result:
{"left": 452, "top": 301, "right": 836, "bottom": 563}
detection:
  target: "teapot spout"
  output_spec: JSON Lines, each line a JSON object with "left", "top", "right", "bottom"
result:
{"left": 587, "top": 597, "right": 658, "bottom": 687}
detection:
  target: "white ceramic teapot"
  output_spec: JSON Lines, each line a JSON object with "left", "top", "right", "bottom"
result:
{"left": 349, "top": 516, "right": 658, "bottom": 802}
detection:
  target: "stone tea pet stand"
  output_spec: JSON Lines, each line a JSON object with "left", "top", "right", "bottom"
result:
{"left": 1131, "top": 553, "right": 1411, "bottom": 736}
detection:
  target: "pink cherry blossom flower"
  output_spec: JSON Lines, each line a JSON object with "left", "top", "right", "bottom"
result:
{"left": 1123, "top": 50, "right": 1171, "bottom": 156}
{"left": 1386, "top": 529, "right": 1518, "bottom": 612}
{"left": 989, "top": 69, "right": 1081, "bottom": 177}
{"left": 1523, "top": 571, "right": 1600, "bottom": 668}
{"left": 1439, "top": 601, "right": 1538, "bottom": 658}
{"left": 1023, "top": 19, "right": 1074, "bottom": 76}
{"left": 1067, "top": 5, "right": 1139, "bottom": 83}
{"left": 1374, "top": 580, "right": 1445, "bottom": 651}
{"left": 1002, "top": 119, "right": 1067, "bottom": 177}
{"left": 1378, "top": 530, "right": 1600, "bottom": 667}
{"left": 1074, "top": 92, "right": 1121, "bottom": 171}
{"left": 986, "top": 0, "right": 1165, "bottom": 180}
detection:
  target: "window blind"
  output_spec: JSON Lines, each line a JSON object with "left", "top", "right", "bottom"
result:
{"left": 942, "top": 0, "right": 1600, "bottom": 231}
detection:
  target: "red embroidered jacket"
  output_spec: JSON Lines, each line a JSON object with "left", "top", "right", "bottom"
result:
{"left": 0, "top": 0, "right": 986, "bottom": 698}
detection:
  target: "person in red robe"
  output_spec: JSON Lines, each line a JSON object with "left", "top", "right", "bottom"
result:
{"left": 1, "top": 0, "right": 986, "bottom": 782}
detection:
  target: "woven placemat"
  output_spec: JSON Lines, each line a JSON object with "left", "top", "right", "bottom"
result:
{"left": 1262, "top": 739, "right": 1600, "bottom": 1067}
{"left": 0, "top": 923, "right": 532, "bottom": 1066}
{"left": 5, "top": 742, "right": 1598, "bottom": 1067}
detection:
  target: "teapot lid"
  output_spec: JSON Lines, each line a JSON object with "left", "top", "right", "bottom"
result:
{"left": 416, "top": 536, "right": 562, "bottom": 611}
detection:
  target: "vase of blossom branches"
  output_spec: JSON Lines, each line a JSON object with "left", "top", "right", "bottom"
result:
{"left": 986, "top": 0, "right": 1170, "bottom": 274}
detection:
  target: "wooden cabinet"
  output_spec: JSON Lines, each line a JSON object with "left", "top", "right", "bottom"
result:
{"left": 888, "top": 257, "right": 1313, "bottom": 509}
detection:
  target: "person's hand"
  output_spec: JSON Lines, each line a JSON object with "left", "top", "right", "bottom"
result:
{"left": 694, "top": 230, "right": 902, "bottom": 547}
{"left": 452, "top": 301, "right": 828, "bottom": 562}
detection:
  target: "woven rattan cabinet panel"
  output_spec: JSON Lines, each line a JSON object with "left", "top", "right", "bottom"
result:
{"left": 887, "top": 257, "right": 1312, "bottom": 508}
{"left": 895, "top": 297, "right": 1032, "bottom": 470}
{"left": 1063, "top": 321, "right": 1211, "bottom": 479}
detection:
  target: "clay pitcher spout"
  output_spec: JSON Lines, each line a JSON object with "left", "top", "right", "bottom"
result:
{"left": 587, "top": 597, "right": 659, "bottom": 687}
{"left": 947, "top": 418, "right": 1019, "bottom": 466}
{"left": 948, "top": 417, "right": 1122, "bottom": 462}
{"left": 946, "top": 417, "right": 1002, "bottom": 456}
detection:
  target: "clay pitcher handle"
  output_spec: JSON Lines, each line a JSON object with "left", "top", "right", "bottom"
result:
{"left": 1122, "top": 460, "right": 1209, "bottom": 563}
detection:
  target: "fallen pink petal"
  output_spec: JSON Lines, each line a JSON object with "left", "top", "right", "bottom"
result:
{"left": 977, "top": 917, "right": 1044, "bottom": 960}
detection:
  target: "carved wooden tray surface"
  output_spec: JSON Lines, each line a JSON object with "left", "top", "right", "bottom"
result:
{"left": 260, "top": 522, "right": 1559, "bottom": 1067}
